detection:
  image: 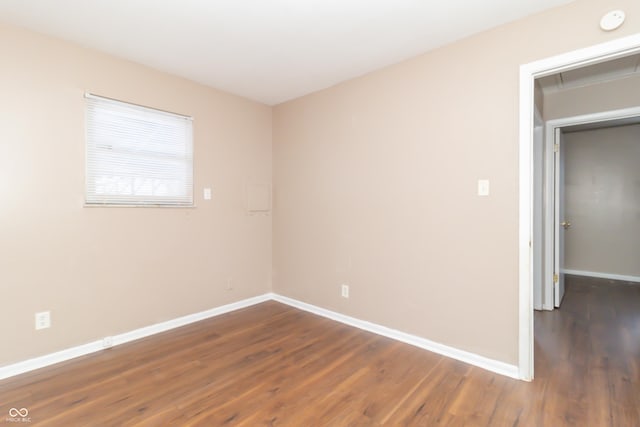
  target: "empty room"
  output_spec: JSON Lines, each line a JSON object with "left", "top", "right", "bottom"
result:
{"left": 1, "top": 0, "right": 639, "bottom": 426}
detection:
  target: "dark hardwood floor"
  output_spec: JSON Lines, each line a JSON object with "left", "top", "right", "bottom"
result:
{"left": 1, "top": 276, "right": 638, "bottom": 426}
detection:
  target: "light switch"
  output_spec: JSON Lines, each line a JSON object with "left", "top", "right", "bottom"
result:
{"left": 203, "top": 188, "right": 212, "bottom": 200}
{"left": 478, "top": 180, "right": 490, "bottom": 196}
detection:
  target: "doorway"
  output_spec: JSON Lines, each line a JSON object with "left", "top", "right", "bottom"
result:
{"left": 539, "top": 107, "right": 640, "bottom": 311}
{"left": 519, "top": 33, "right": 640, "bottom": 381}
{"left": 561, "top": 123, "right": 640, "bottom": 283}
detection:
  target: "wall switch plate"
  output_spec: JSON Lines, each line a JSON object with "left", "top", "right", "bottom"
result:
{"left": 203, "top": 188, "right": 212, "bottom": 200}
{"left": 341, "top": 284, "right": 349, "bottom": 298}
{"left": 35, "top": 311, "right": 51, "bottom": 330}
{"left": 478, "top": 179, "right": 490, "bottom": 196}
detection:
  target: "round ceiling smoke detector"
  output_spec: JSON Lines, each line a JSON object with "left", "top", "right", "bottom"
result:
{"left": 600, "top": 10, "right": 625, "bottom": 31}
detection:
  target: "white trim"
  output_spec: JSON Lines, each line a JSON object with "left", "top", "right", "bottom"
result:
{"left": 562, "top": 269, "right": 640, "bottom": 284}
{"left": 0, "top": 294, "right": 271, "bottom": 381}
{"left": 1, "top": 292, "right": 520, "bottom": 382}
{"left": 0, "top": 341, "right": 103, "bottom": 382}
{"left": 518, "top": 61, "right": 535, "bottom": 381}
{"left": 272, "top": 294, "right": 520, "bottom": 379}
{"left": 519, "top": 33, "right": 640, "bottom": 381}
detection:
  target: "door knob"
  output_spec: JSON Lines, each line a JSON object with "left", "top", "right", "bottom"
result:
{"left": 561, "top": 221, "right": 571, "bottom": 229}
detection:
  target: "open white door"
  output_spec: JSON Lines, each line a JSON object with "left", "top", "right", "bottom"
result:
{"left": 553, "top": 128, "right": 567, "bottom": 307}
{"left": 532, "top": 111, "right": 543, "bottom": 311}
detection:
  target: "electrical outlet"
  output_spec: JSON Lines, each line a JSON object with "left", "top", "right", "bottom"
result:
{"left": 102, "top": 336, "right": 113, "bottom": 349}
{"left": 35, "top": 311, "right": 51, "bottom": 330}
{"left": 341, "top": 284, "right": 349, "bottom": 299}
{"left": 226, "top": 277, "right": 233, "bottom": 291}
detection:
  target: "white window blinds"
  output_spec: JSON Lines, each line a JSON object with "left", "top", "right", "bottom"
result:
{"left": 85, "top": 94, "right": 193, "bottom": 206}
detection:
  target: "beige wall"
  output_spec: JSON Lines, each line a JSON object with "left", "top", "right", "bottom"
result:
{"left": 273, "top": 0, "right": 640, "bottom": 364}
{"left": 564, "top": 125, "right": 640, "bottom": 277}
{"left": 0, "top": 23, "right": 272, "bottom": 366}
{"left": 544, "top": 73, "right": 640, "bottom": 120}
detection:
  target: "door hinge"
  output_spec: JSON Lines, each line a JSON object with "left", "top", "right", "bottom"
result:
{"left": 554, "top": 143, "right": 559, "bottom": 153}
{"left": 553, "top": 273, "right": 559, "bottom": 283}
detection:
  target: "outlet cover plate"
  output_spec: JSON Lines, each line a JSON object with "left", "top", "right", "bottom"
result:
{"left": 102, "top": 336, "right": 114, "bottom": 349}
{"left": 341, "top": 284, "right": 349, "bottom": 298}
{"left": 35, "top": 311, "right": 51, "bottom": 330}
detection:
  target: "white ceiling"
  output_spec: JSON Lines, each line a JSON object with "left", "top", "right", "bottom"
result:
{"left": 0, "top": 0, "right": 573, "bottom": 105}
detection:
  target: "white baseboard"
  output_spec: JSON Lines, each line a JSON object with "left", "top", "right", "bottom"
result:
{"left": 0, "top": 340, "right": 104, "bottom": 382}
{"left": 271, "top": 294, "right": 520, "bottom": 380}
{"left": 0, "top": 294, "right": 271, "bottom": 381}
{"left": 562, "top": 269, "right": 640, "bottom": 284}
{"left": 1, "top": 292, "right": 520, "bottom": 382}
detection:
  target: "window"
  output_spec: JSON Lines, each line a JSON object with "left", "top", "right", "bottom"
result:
{"left": 85, "top": 94, "right": 193, "bottom": 206}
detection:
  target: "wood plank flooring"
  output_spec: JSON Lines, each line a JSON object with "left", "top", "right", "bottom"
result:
{"left": 1, "top": 276, "right": 638, "bottom": 426}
